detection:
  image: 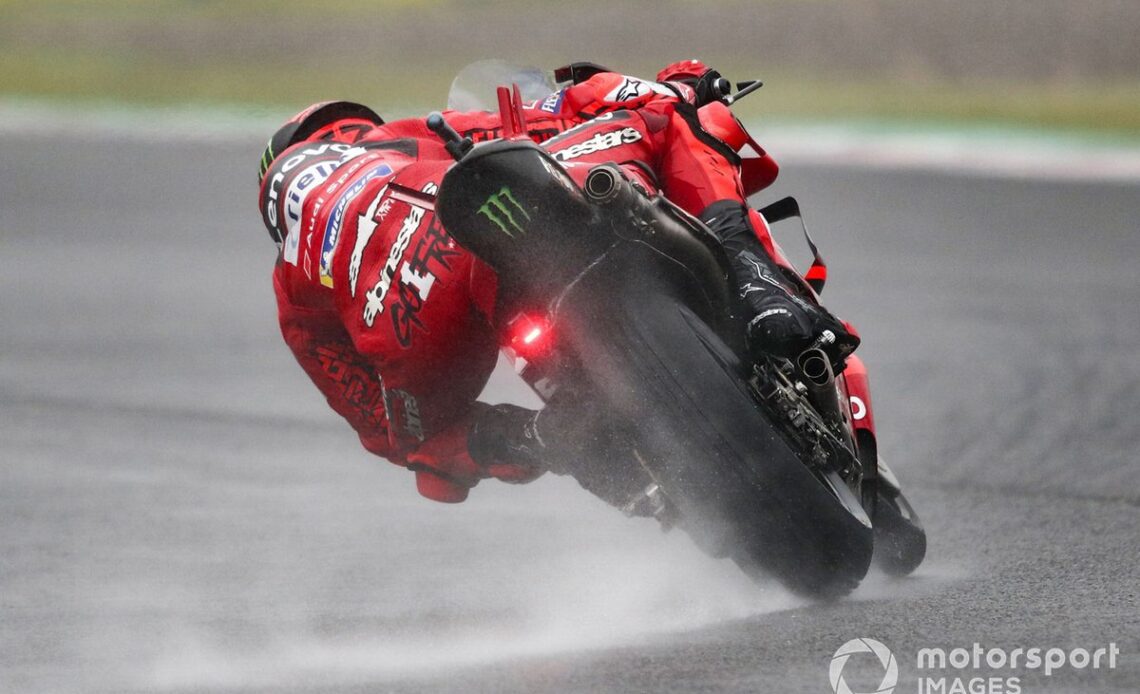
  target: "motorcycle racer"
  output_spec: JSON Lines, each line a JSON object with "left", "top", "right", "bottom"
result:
{"left": 258, "top": 61, "right": 856, "bottom": 504}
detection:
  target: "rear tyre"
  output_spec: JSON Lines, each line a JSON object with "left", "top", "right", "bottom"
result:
{"left": 559, "top": 284, "right": 873, "bottom": 599}
{"left": 872, "top": 485, "right": 927, "bottom": 577}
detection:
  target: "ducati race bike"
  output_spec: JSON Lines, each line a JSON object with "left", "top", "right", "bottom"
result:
{"left": 431, "top": 67, "right": 926, "bottom": 597}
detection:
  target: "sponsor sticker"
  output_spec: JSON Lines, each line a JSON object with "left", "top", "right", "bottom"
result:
{"left": 550, "top": 127, "right": 643, "bottom": 162}
{"left": 538, "top": 89, "right": 566, "bottom": 114}
{"left": 264, "top": 142, "right": 353, "bottom": 231}
{"left": 282, "top": 161, "right": 338, "bottom": 265}
{"left": 603, "top": 76, "right": 676, "bottom": 103}
{"left": 319, "top": 164, "right": 393, "bottom": 287}
{"left": 390, "top": 215, "right": 460, "bottom": 348}
{"left": 388, "top": 389, "right": 425, "bottom": 442}
{"left": 477, "top": 186, "right": 530, "bottom": 236}
{"left": 349, "top": 185, "right": 392, "bottom": 297}
{"left": 314, "top": 343, "right": 386, "bottom": 428}
{"left": 361, "top": 181, "right": 438, "bottom": 326}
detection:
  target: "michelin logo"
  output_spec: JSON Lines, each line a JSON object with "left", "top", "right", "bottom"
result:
{"left": 319, "top": 164, "right": 393, "bottom": 287}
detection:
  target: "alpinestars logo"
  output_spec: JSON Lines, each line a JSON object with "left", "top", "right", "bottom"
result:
{"left": 830, "top": 638, "right": 899, "bottom": 694}
{"left": 551, "top": 127, "right": 643, "bottom": 162}
{"left": 361, "top": 182, "right": 437, "bottom": 327}
{"left": 603, "top": 76, "right": 676, "bottom": 103}
{"left": 615, "top": 78, "right": 646, "bottom": 101}
{"left": 478, "top": 187, "right": 530, "bottom": 236}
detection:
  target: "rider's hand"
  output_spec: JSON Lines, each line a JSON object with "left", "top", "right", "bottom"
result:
{"left": 656, "top": 60, "right": 731, "bottom": 106}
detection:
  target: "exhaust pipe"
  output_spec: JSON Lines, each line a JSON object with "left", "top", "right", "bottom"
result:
{"left": 583, "top": 164, "right": 623, "bottom": 203}
{"left": 796, "top": 336, "right": 857, "bottom": 456}
{"left": 796, "top": 346, "right": 846, "bottom": 435}
{"left": 797, "top": 348, "right": 833, "bottom": 388}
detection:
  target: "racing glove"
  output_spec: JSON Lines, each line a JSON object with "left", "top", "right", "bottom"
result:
{"left": 656, "top": 59, "right": 732, "bottom": 106}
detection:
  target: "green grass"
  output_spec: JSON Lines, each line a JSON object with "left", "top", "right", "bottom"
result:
{"left": 0, "top": 49, "right": 449, "bottom": 113}
{"left": 5, "top": 47, "right": 1136, "bottom": 137}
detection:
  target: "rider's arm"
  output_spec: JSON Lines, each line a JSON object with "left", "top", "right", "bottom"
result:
{"left": 378, "top": 65, "right": 695, "bottom": 150}
{"left": 556, "top": 71, "right": 690, "bottom": 119}
{"left": 273, "top": 265, "right": 396, "bottom": 460}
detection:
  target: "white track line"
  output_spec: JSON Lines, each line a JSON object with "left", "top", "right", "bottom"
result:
{"left": 760, "top": 123, "right": 1140, "bottom": 183}
{"left": 3, "top": 99, "right": 1139, "bottom": 183}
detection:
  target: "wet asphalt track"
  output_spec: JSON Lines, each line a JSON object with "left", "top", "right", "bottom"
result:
{"left": 1, "top": 131, "right": 1138, "bottom": 694}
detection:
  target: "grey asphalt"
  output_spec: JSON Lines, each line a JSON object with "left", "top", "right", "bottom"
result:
{"left": 1, "top": 132, "right": 1137, "bottom": 694}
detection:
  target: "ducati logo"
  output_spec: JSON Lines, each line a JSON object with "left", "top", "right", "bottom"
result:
{"left": 478, "top": 186, "right": 530, "bottom": 236}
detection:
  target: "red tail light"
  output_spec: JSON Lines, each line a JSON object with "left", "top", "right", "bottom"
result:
{"left": 507, "top": 313, "right": 553, "bottom": 358}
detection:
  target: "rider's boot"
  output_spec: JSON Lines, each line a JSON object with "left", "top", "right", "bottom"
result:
{"left": 467, "top": 402, "right": 546, "bottom": 479}
{"left": 469, "top": 401, "right": 657, "bottom": 511}
{"left": 699, "top": 200, "right": 859, "bottom": 364}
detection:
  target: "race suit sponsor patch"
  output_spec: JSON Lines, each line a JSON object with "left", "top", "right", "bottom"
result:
{"left": 477, "top": 187, "right": 530, "bottom": 235}
{"left": 362, "top": 182, "right": 438, "bottom": 327}
{"left": 264, "top": 142, "right": 353, "bottom": 231}
{"left": 349, "top": 185, "right": 394, "bottom": 297}
{"left": 387, "top": 389, "right": 425, "bottom": 442}
{"left": 319, "top": 164, "right": 393, "bottom": 287}
{"left": 390, "top": 215, "right": 461, "bottom": 348}
{"left": 538, "top": 89, "right": 566, "bottom": 114}
{"left": 381, "top": 387, "right": 424, "bottom": 444}
{"left": 282, "top": 161, "right": 338, "bottom": 265}
{"left": 550, "top": 127, "right": 643, "bottom": 162}
{"left": 603, "top": 76, "right": 676, "bottom": 103}
{"left": 542, "top": 110, "right": 623, "bottom": 147}
{"left": 315, "top": 342, "right": 387, "bottom": 429}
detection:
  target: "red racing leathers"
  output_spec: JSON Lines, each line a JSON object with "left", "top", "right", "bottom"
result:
{"left": 261, "top": 68, "right": 799, "bottom": 504}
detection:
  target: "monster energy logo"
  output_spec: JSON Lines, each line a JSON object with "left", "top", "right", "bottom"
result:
{"left": 477, "top": 187, "right": 530, "bottom": 236}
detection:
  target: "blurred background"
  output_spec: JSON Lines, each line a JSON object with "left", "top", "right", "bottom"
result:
{"left": 2, "top": 0, "right": 1139, "bottom": 132}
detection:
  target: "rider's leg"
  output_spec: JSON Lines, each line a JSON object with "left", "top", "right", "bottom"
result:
{"left": 655, "top": 103, "right": 859, "bottom": 361}
{"left": 542, "top": 102, "right": 857, "bottom": 362}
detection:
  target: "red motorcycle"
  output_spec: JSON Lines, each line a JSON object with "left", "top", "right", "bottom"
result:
{"left": 433, "top": 67, "right": 926, "bottom": 598}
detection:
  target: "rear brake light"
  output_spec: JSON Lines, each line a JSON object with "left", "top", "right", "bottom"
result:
{"left": 522, "top": 326, "right": 543, "bottom": 345}
{"left": 507, "top": 313, "right": 553, "bottom": 357}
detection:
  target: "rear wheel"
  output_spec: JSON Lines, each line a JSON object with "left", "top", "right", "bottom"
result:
{"left": 871, "top": 460, "right": 927, "bottom": 576}
{"left": 558, "top": 285, "right": 873, "bottom": 598}
{"left": 855, "top": 431, "right": 927, "bottom": 576}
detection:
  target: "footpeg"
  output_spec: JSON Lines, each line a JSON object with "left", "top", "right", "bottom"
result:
{"left": 622, "top": 482, "right": 676, "bottom": 530}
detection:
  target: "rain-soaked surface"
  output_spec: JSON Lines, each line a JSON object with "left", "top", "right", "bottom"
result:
{"left": 2, "top": 133, "right": 1137, "bottom": 693}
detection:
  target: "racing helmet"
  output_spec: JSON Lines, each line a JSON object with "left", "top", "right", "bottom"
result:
{"left": 257, "top": 101, "right": 384, "bottom": 243}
